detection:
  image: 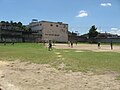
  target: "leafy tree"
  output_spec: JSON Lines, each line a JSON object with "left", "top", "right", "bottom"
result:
{"left": 1, "top": 21, "right": 6, "bottom": 23}
{"left": 10, "top": 21, "right": 13, "bottom": 25}
{"left": 88, "top": 25, "right": 98, "bottom": 39}
{"left": 13, "top": 22, "right": 17, "bottom": 26}
{"left": 18, "top": 22, "right": 22, "bottom": 27}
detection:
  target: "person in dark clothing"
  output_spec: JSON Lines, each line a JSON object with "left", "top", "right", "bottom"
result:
{"left": 98, "top": 42, "right": 101, "bottom": 49}
{"left": 48, "top": 40, "right": 52, "bottom": 51}
{"left": 70, "top": 41, "right": 73, "bottom": 48}
{"left": 110, "top": 41, "right": 113, "bottom": 50}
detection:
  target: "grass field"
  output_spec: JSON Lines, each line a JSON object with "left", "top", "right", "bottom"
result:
{"left": 0, "top": 43, "right": 57, "bottom": 64}
{"left": 0, "top": 43, "right": 120, "bottom": 73}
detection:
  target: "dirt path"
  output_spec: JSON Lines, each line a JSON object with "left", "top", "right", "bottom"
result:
{"left": 0, "top": 61, "right": 120, "bottom": 90}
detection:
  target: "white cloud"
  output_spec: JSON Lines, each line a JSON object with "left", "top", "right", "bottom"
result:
{"left": 97, "top": 29, "right": 103, "bottom": 32}
{"left": 109, "top": 28, "right": 120, "bottom": 35}
{"left": 76, "top": 10, "right": 88, "bottom": 17}
{"left": 111, "top": 28, "right": 118, "bottom": 30}
{"left": 100, "top": 3, "right": 112, "bottom": 7}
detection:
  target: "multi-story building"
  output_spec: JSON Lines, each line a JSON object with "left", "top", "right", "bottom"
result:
{"left": 29, "top": 20, "right": 68, "bottom": 42}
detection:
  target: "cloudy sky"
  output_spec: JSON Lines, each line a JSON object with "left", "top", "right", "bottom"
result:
{"left": 0, "top": 0, "right": 120, "bottom": 35}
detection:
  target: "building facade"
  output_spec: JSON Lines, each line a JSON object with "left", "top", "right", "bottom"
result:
{"left": 0, "top": 22, "right": 38, "bottom": 43}
{"left": 29, "top": 20, "right": 68, "bottom": 42}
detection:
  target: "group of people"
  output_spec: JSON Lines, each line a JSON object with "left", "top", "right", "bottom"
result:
{"left": 49, "top": 40, "right": 113, "bottom": 50}
{"left": 98, "top": 41, "right": 113, "bottom": 50}
{"left": 48, "top": 40, "right": 77, "bottom": 51}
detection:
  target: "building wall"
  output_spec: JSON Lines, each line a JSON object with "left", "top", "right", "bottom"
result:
{"left": 68, "top": 35, "right": 88, "bottom": 42}
{"left": 29, "top": 21, "right": 68, "bottom": 42}
{"left": 0, "top": 29, "right": 23, "bottom": 42}
{"left": 29, "top": 22, "right": 43, "bottom": 31}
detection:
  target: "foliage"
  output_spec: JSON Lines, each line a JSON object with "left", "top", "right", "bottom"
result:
{"left": 0, "top": 21, "right": 29, "bottom": 31}
{"left": 88, "top": 25, "right": 99, "bottom": 39}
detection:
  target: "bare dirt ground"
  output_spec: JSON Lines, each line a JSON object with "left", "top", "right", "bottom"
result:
{"left": 0, "top": 44, "right": 120, "bottom": 90}
{"left": 54, "top": 43, "right": 120, "bottom": 53}
{"left": 0, "top": 60, "right": 120, "bottom": 90}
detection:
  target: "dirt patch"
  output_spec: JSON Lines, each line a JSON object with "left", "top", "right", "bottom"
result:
{"left": 0, "top": 61, "right": 8, "bottom": 66}
{"left": 55, "top": 52, "right": 61, "bottom": 55}
{"left": 54, "top": 44, "right": 120, "bottom": 52}
{"left": 75, "top": 50, "right": 84, "bottom": 52}
{"left": 0, "top": 61, "right": 120, "bottom": 90}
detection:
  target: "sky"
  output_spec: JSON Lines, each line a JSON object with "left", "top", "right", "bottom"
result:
{"left": 0, "top": 0, "right": 120, "bottom": 35}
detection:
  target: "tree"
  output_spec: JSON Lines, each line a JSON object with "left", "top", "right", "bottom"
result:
{"left": 1, "top": 21, "right": 6, "bottom": 23}
{"left": 10, "top": 21, "right": 13, "bottom": 25}
{"left": 18, "top": 22, "right": 22, "bottom": 27}
{"left": 88, "top": 25, "right": 98, "bottom": 39}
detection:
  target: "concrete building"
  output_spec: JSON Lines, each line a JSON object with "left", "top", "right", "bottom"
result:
{"left": 29, "top": 20, "right": 68, "bottom": 42}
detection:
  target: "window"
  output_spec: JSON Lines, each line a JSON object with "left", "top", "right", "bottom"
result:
{"left": 50, "top": 24, "right": 53, "bottom": 26}
{"left": 56, "top": 25, "right": 58, "bottom": 27}
{"left": 40, "top": 23, "right": 42, "bottom": 26}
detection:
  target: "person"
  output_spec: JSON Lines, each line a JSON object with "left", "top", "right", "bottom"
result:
{"left": 110, "top": 41, "right": 113, "bottom": 50}
{"left": 98, "top": 42, "right": 100, "bottom": 49}
{"left": 70, "top": 41, "right": 73, "bottom": 48}
{"left": 48, "top": 40, "right": 52, "bottom": 51}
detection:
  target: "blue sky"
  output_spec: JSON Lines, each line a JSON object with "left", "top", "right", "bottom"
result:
{"left": 0, "top": 0, "right": 120, "bottom": 35}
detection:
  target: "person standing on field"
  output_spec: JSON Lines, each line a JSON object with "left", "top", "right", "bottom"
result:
{"left": 48, "top": 40, "right": 52, "bottom": 51}
{"left": 70, "top": 41, "right": 73, "bottom": 48}
{"left": 110, "top": 41, "right": 113, "bottom": 50}
{"left": 98, "top": 42, "right": 101, "bottom": 49}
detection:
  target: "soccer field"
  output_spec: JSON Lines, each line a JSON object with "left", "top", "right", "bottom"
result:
{"left": 0, "top": 43, "right": 120, "bottom": 72}
{"left": 0, "top": 43, "right": 120, "bottom": 90}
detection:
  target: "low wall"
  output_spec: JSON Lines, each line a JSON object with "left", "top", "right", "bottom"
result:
{"left": 95, "top": 38, "right": 120, "bottom": 43}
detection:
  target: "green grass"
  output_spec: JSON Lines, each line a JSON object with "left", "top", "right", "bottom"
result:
{"left": 116, "top": 75, "right": 120, "bottom": 80}
{"left": 0, "top": 43, "right": 120, "bottom": 73}
{"left": 59, "top": 49, "right": 120, "bottom": 72}
{"left": 0, "top": 43, "right": 57, "bottom": 64}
